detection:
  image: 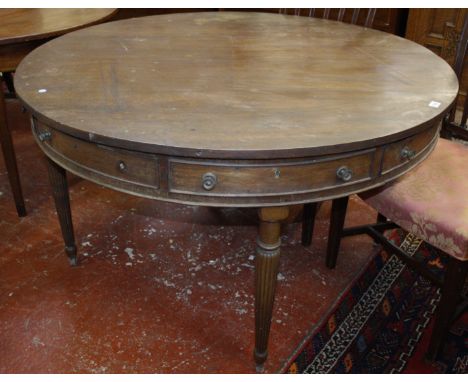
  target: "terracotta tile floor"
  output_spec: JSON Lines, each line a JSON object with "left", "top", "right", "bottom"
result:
{"left": 0, "top": 98, "right": 379, "bottom": 373}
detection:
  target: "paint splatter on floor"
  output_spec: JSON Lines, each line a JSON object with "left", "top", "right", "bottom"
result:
{"left": 0, "top": 98, "right": 379, "bottom": 373}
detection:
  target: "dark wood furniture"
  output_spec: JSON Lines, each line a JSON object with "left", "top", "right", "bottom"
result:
{"left": 111, "top": 8, "right": 216, "bottom": 20}
{"left": 0, "top": 8, "right": 116, "bottom": 216}
{"left": 442, "top": 15, "right": 468, "bottom": 140}
{"left": 221, "top": 8, "right": 408, "bottom": 36}
{"left": 14, "top": 12, "right": 458, "bottom": 370}
{"left": 406, "top": 9, "right": 468, "bottom": 111}
{"left": 0, "top": 84, "right": 25, "bottom": 215}
{"left": 278, "top": 8, "right": 377, "bottom": 28}
{"left": 310, "top": 14, "right": 468, "bottom": 361}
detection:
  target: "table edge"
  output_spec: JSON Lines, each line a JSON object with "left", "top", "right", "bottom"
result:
{"left": 0, "top": 8, "right": 118, "bottom": 46}
{"left": 19, "top": 96, "right": 455, "bottom": 160}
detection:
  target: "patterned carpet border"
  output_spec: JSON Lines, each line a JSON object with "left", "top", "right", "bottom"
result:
{"left": 281, "top": 230, "right": 453, "bottom": 374}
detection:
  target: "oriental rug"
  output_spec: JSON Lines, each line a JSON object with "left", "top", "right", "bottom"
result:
{"left": 283, "top": 230, "right": 467, "bottom": 374}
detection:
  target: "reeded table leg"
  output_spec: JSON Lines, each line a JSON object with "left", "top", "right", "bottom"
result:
{"left": 46, "top": 157, "right": 77, "bottom": 266}
{"left": 254, "top": 206, "right": 289, "bottom": 372}
{"left": 0, "top": 81, "right": 26, "bottom": 216}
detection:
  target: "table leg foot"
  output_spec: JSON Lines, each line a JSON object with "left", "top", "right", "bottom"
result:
{"left": 255, "top": 361, "right": 265, "bottom": 373}
{"left": 254, "top": 206, "right": 289, "bottom": 371}
{"left": 66, "top": 245, "right": 78, "bottom": 266}
{"left": 46, "top": 157, "right": 78, "bottom": 266}
{"left": 15, "top": 203, "right": 27, "bottom": 217}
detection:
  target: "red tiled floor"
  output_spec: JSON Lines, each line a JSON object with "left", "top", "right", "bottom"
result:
{"left": 0, "top": 98, "right": 379, "bottom": 373}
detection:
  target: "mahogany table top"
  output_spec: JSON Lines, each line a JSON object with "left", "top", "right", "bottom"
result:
{"left": 16, "top": 12, "right": 458, "bottom": 159}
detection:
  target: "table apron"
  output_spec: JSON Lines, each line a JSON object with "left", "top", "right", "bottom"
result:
{"left": 31, "top": 117, "right": 440, "bottom": 207}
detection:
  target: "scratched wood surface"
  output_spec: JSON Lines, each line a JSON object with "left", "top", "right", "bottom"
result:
{"left": 15, "top": 12, "right": 458, "bottom": 159}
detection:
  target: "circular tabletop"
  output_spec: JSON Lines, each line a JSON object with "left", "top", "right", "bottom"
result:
{"left": 15, "top": 12, "right": 458, "bottom": 159}
{"left": 0, "top": 8, "right": 117, "bottom": 45}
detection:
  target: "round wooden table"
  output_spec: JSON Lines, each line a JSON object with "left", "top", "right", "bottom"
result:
{"left": 14, "top": 12, "right": 458, "bottom": 370}
{"left": 0, "top": 8, "right": 116, "bottom": 216}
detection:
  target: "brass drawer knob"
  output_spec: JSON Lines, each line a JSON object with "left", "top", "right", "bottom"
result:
{"left": 202, "top": 172, "right": 217, "bottom": 191}
{"left": 336, "top": 166, "right": 353, "bottom": 182}
{"left": 38, "top": 131, "right": 52, "bottom": 142}
{"left": 117, "top": 160, "right": 127, "bottom": 172}
{"left": 400, "top": 146, "right": 416, "bottom": 160}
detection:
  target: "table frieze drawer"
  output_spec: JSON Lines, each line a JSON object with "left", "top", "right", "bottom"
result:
{"left": 380, "top": 126, "right": 438, "bottom": 175}
{"left": 33, "top": 123, "right": 159, "bottom": 189}
{"left": 168, "top": 151, "right": 375, "bottom": 197}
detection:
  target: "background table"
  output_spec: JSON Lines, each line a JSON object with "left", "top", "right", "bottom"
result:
{"left": 0, "top": 8, "right": 116, "bottom": 216}
{"left": 14, "top": 12, "right": 458, "bottom": 370}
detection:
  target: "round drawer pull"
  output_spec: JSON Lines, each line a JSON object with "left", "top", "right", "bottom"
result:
{"left": 117, "top": 160, "right": 127, "bottom": 172}
{"left": 38, "top": 131, "right": 52, "bottom": 142}
{"left": 336, "top": 166, "right": 353, "bottom": 182}
{"left": 400, "top": 146, "right": 416, "bottom": 160}
{"left": 202, "top": 172, "right": 217, "bottom": 191}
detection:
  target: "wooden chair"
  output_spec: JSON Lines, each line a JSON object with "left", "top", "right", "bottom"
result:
{"left": 302, "top": 15, "right": 468, "bottom": 361}
{"left": 295, "top": 8, "right": 376, "bottom": 247}
{"left": 441, "top": 15, "right": 468, "bottom": 141}
{"left": 278, "top": 8, "right": 377, "bottom": 28}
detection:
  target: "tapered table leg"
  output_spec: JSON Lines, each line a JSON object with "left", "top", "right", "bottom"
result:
{"left": 0, "top": 81, "right": 26, "bottom": 216}
{"left": 254, "top": 206, "right": 289, "bottom": 372}
{"left": 46, "top": 157, "right": 78, "bottom": 266}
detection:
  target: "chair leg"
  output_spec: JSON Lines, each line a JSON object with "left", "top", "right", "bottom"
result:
{"left": 301, "top": 202, "right": 318, "bottom": 247}
{"left": 377, "top": 213, "right": 387, "bottom": 223}
{"left": 370, "top": 213, "right": 388, "bottom": 243}
{"left": 426, "top": 257, "right": 468, "bottom": 360}
{"left": 326, "top": 196, "right": 349, "bottom": 269}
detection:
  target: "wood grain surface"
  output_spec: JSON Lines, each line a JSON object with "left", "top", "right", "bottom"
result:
{"left": 15, "top": 12, "right": 458, "bottom": 159}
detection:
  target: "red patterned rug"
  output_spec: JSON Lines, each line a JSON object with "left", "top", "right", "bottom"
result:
{"left": 282, "top": 230, "right": 468, "bottom": 374}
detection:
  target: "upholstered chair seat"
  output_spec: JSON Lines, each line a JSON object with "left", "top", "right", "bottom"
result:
{"left": 362, "top": 138, "right": 468, "bottom": 261}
